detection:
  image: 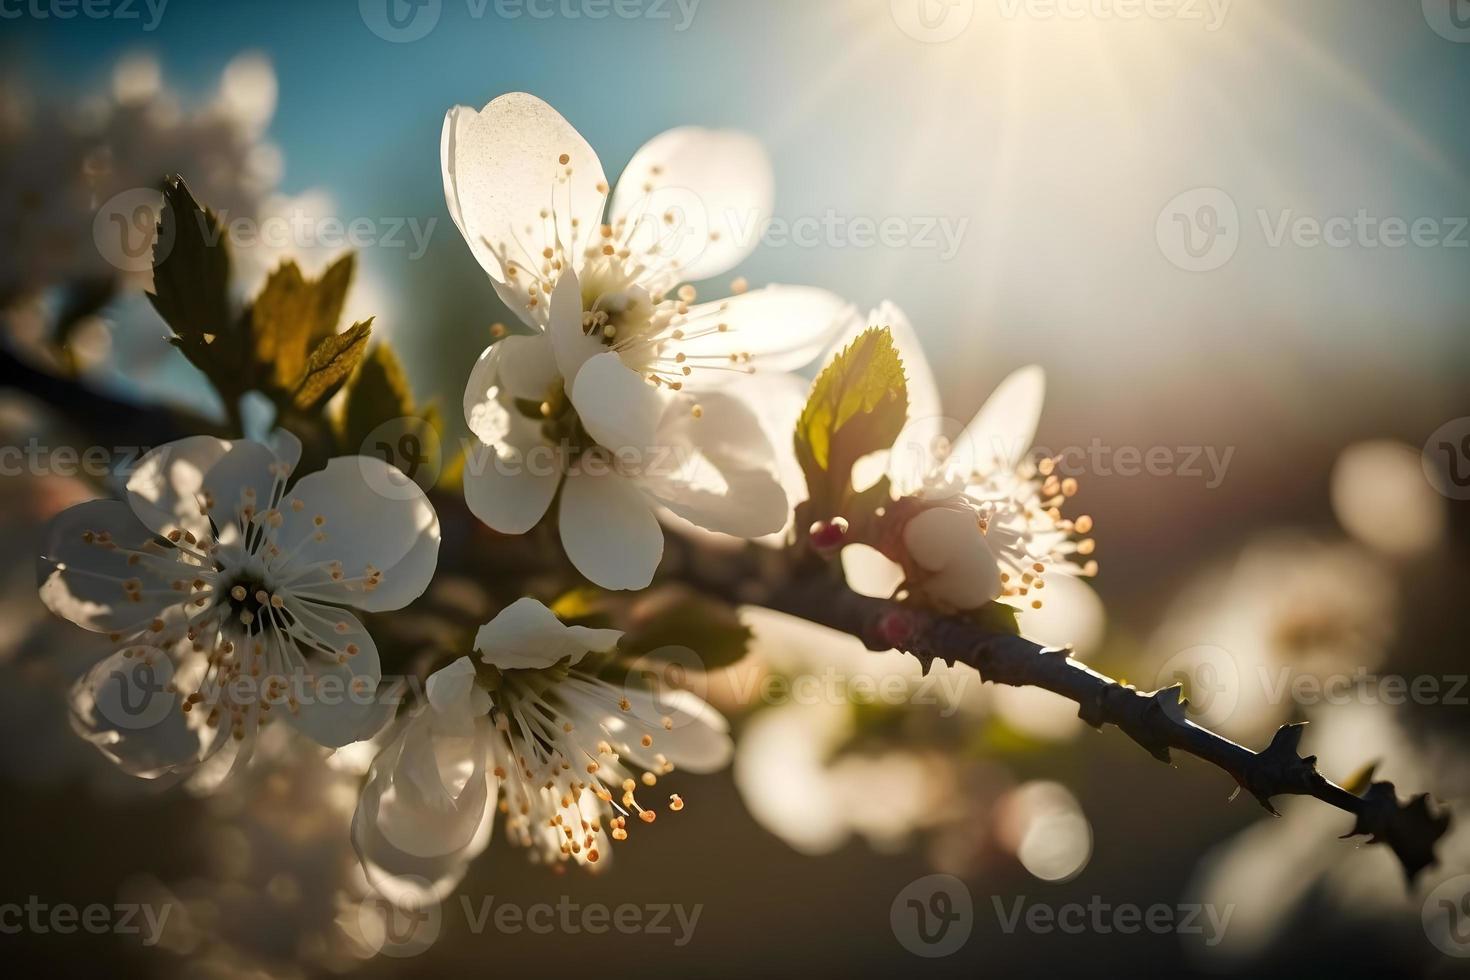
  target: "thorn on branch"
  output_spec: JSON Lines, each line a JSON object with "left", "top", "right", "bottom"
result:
{"left": 1343, "top": 781, "right": 1453, "bottom": 882}
{"left": 1077, "top": 681, "right": 1178, "bottom": 764}
{"left": 1242, "top": 723, "right": 1321, "bottom": 815}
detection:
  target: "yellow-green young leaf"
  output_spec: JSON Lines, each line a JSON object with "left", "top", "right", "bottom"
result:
{"left": 1342, "top": 761, "right": 1380, "bottom": 797}
{"left": 549, "top": 587, "right": 616, "bottom": 629}
{"left": 337, "top": 342, "right": 416, "bottom": 453}
{"left": 794, "top": 327, "right": 908, "bottom": 516}
{"left": 147, "top": 176, "right": 237, "bottom": 389}
{"left": 252, "top": 254, "right": 356, "bottom": 391}
{"left": 309, "top": 254, "right": 355, "bottom": 344}
{"left": 294, "top": 319, "right": 372, "bottom": 412}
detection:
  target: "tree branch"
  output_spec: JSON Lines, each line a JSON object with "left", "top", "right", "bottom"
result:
{"left": 742, "top": 570, "right": 1451, "bottom": 883}
{"left": 3, "top": 345, "right": 1450, "bottom": 882}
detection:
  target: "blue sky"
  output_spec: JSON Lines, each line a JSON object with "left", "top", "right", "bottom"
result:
{"left": 8, "top": 0, "right": 1469, "bottom": 435}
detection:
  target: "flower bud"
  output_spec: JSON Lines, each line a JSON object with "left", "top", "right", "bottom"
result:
{"left": 883, "top": 498, "right": 1002, "bottom": 612}
{"left": 808, "top": 516, "right": 850, "bottom": 554}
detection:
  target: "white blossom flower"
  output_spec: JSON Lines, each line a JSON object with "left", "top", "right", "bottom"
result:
{"left": 824, "top": 303, "right": 1096, "bottom": 614}
{"left": 730, "top": 609, "right": 965, "bottom": 856}
{"left": 1184, "top": 699, "right": 1470, "bottom": 966}
{"left": 1147, "top": 533, "right": 1396, "bottom": 741}
{"left": 38, "top": 432, "right": 440, "bottom": 781}
{"left": 353, "top": 598, "right": 732, "bottom": 902}
{"left": 443, "top": 92, "right": 854, "bottom": 589}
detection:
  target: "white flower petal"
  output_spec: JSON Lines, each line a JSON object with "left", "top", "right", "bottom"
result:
{"left": 264, "top": 427, "right": 303, "bottom": 475}
{"left": 558, "top": 469, "right": 662, "bottom": 590}
{"left": 613, "top": 686, "right": 732, "bottom": 774}
{"left": 278, "top": 603, "right": 388, "bottom": 748}
{"left": 462, "top": 432, "right": 561, "bottom": 535}
{"left": 463, "top": 344, "right": 513, "bottom": 446}
{"left": 441, "top": 93, "right": 606, "bottom": 288}
{"left": 424, "top": 657, "right": 489, "bottom": 728}
{"left": 1012, "top": 574, "right": 1106, "bottom": 654}
{"left": 278, "top": 458, "right": 440, "bottom": 613}
{"left": 69, "top": 646, "right": 202, "bottom": 778}
{"left": 38, "top": 499, "right": 174, "bottom": 633}
{"left": 474, "top": 597, "right": 623, "bottom": 671}
{"left": 125, "top": 435, "right": 231, "bottom": 539}
{"left": 952, "top": 365, "right": 1046, "bottom": 478}
{"left": 904, "top": 506, "right": 1002, "bottom": 610}
{"left": 841, "top": 543, "right": 906, "bottom": 600}
{"left": 674, "top": 285, "right": 858, "bottom": 380}
{"left": 610, "top": 126, "right": 773, "bottom": 285}
{"left": 195, "top": 439, "right": 286, "bottom": 544}
{"left": 353, "top": 714, "right": 496, "bottom": 905}
{"left": 734, "top": 701, "right": 852, "bottom": 855}
{"left": 547, "top": 266, "right": 601, "bottom": 384}
{"left": 640, "top": 392, "right": 788, "bottom": 538}
{"left": 494, "top": 333, "right": 560, "bottom": 402}
{"left": 569, "top": 351, "right": 663, "bottom": 452}
{"left": 386, "top": 725, "right": 491, "bottom": 859}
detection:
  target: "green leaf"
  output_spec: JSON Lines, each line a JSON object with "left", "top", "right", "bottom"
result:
{"left": 794, "top": 327, "right": 908, "bottom": 519}
{"left": 337, "top": 342, "right": 416, "bottom": 451}
{"left": 147, "top": 175, "right": 237, "bottom": 390}
{"left": 251, "top": 254, "right": 356, "bottom": 392}
{"left": 308, "top": 254, "right": 355, "bottom": 345}
{"left": 621, "top": 591, "right": 752, "bottom": 671}
{"left": 293, "top": 319, "right": 372, "bottom": 412}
